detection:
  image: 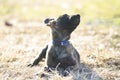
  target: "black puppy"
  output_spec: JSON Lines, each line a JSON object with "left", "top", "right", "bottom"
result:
{"left": 28, "top": 14, "right": 81, "bottom": 76}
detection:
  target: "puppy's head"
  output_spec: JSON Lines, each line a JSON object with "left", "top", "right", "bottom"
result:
{"left": 44, "top": 14, "right": 80, "bottom": 34}
{"left": 44, "top": 14, "right": 80, "bottom": 41}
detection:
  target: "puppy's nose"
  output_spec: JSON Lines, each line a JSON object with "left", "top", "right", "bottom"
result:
{"left": 44, "top": 18, "right": 54, "bottom": 24}
{"left": 44, "top": 18, "right": 49, "bottom": 24}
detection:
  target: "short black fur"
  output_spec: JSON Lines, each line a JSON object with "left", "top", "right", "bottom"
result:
{"left": 28, "top": 14, "right": 81, "bottom": 76}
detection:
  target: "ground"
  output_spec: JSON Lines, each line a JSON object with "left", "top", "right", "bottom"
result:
{"left": 0, "top": 0, "right": 120, "bottom": 80}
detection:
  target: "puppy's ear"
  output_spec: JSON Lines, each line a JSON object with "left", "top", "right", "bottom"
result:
{"left": 67, "top": 14, "right": 80, "bottom": 33}
{"left": 44, "top": 18, "right": 55, "bottom": 27}
{"left": 70, "top": 14, "right": 80, "bottom": 27}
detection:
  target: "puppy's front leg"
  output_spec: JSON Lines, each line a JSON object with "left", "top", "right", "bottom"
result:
{"left": 28, "top": 45, "right": 48, "bottom": 67}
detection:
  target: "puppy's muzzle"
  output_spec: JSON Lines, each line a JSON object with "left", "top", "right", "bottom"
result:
{"left": 44, "top": 18, "right": 55, "bottom": 27}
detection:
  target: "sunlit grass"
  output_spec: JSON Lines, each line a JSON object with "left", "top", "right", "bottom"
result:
{"left": 0, "top": 0, "right": 120, "bottom": 80}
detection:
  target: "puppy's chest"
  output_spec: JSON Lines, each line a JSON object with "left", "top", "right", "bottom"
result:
{"left": 53, "top": 46, "right": 73, "bottom": 59}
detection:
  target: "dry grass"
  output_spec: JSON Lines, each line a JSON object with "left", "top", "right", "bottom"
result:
{"left": 0, "top": 24, "right": 120, "bottom": 80}
{"left": 0, "top": 0, "right": 120, "bottom": 80}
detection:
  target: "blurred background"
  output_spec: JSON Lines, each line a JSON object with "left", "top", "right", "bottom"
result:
{"left": 0, "top": 0, "right": 120, "bottom": 26}
{"left": 0, "top": 0, "right": 120, "bottom": 80}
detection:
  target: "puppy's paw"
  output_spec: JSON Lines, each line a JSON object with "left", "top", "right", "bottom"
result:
{"left": 61, "top": 70, "right": 69, "bottom": 77}
{"left": 44, "top": 67, "right": 52, "bottom": 72}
